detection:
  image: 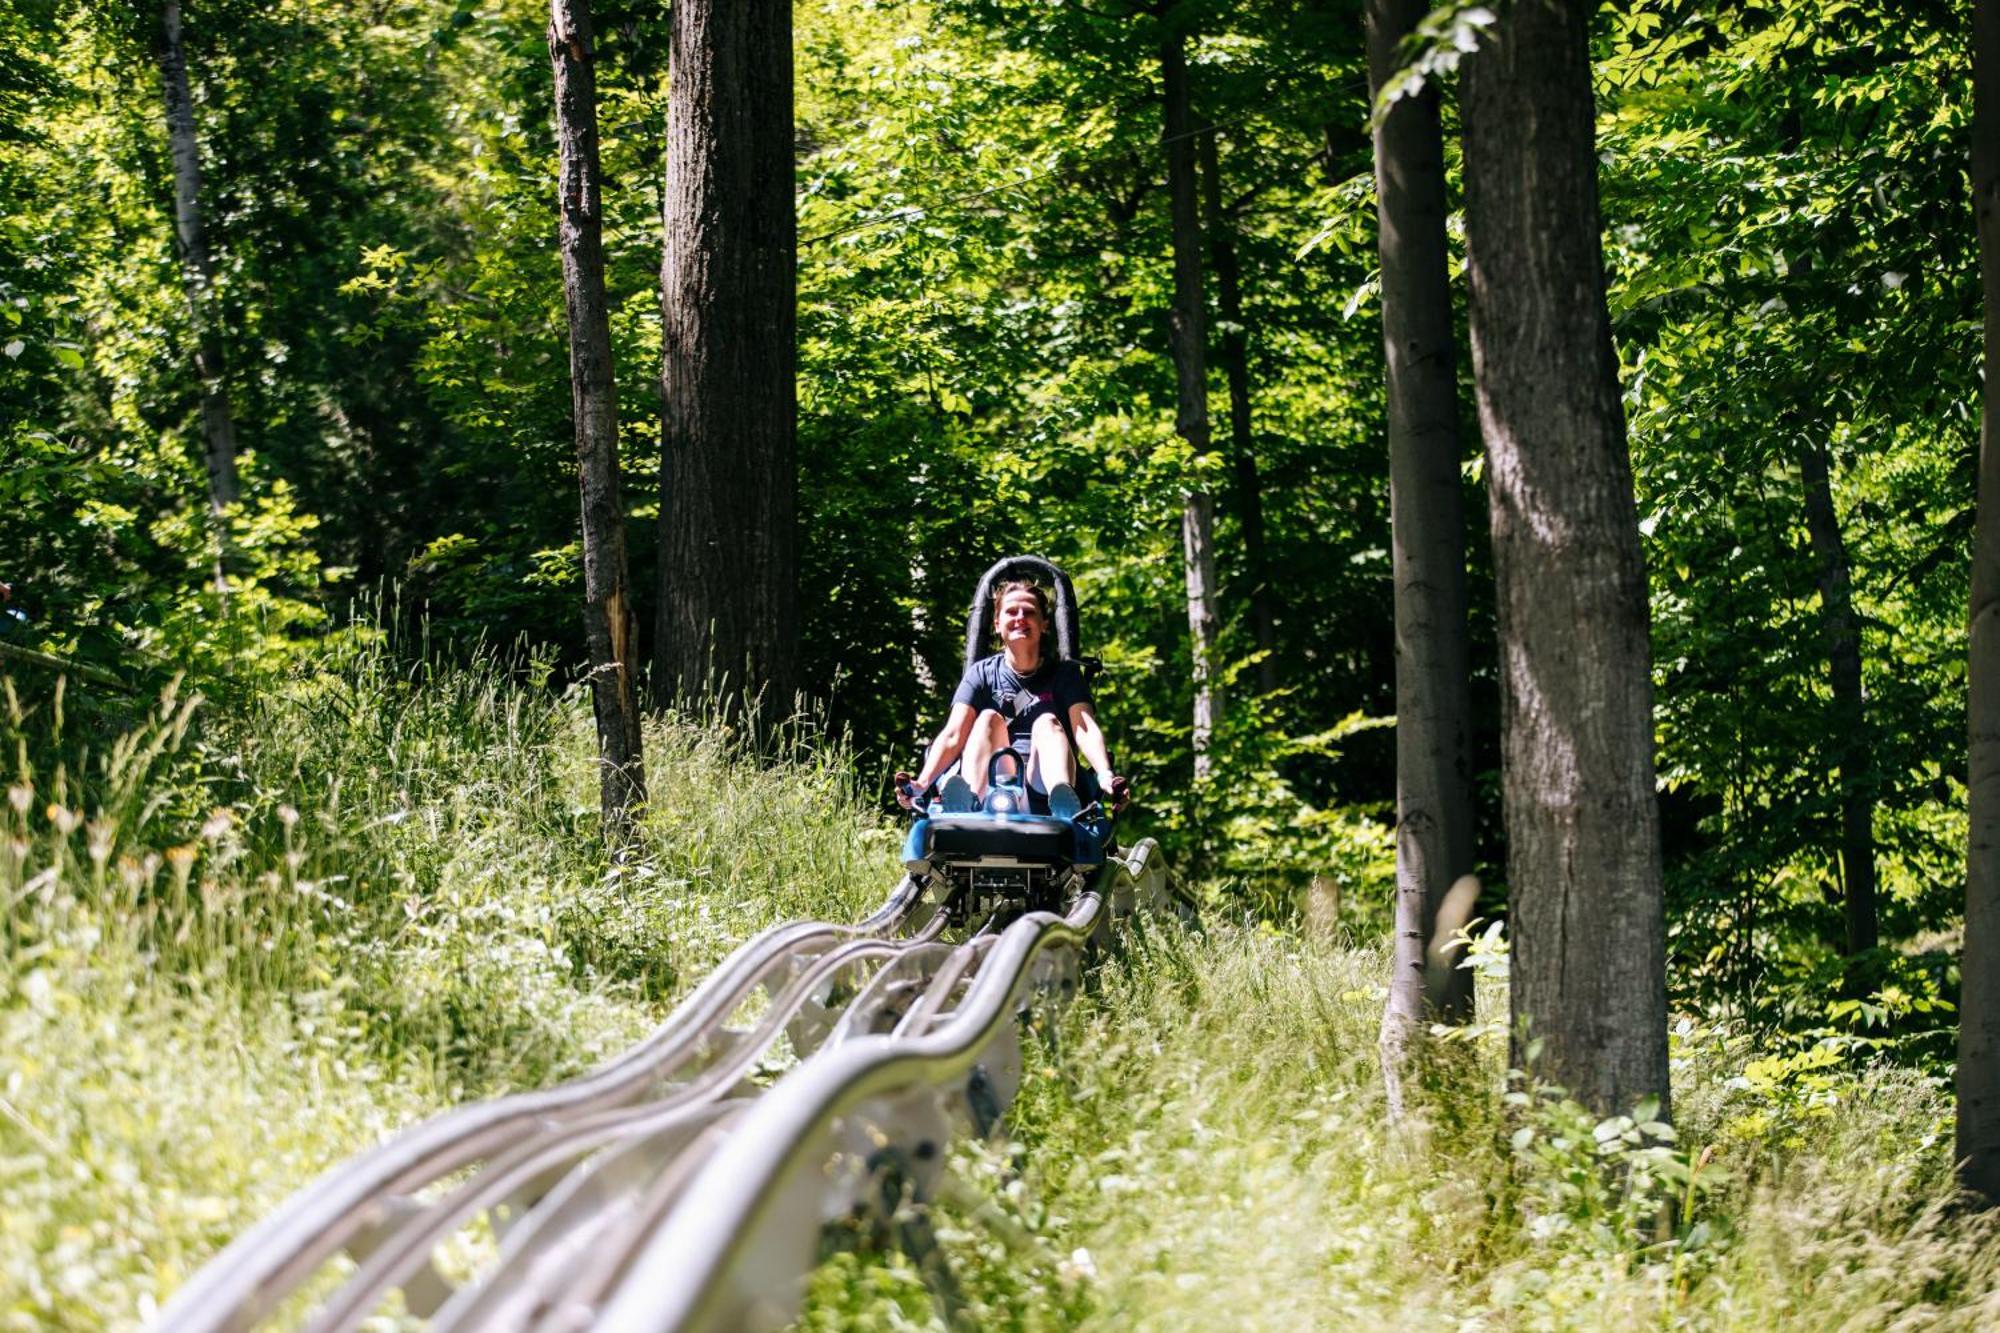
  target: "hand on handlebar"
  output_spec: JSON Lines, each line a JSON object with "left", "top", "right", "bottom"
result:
{"left": 894, "top": 771, "right": 927, "bottom": 811}
{"left": 1107, "top": 774, "right": 1131, "bottom": 815}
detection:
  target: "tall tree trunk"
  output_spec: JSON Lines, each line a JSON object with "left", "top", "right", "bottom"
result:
{"left": 154, "top": 0, "right": 237, "bottom": 520}
{"left": 1160, "top": 22, "right": 1219, "bottom": 784}
{"left": 551, "top": 0, "right": 645, "bottom": 845}
{"left": 1197, "top": 129, "right": 1276, "bottom": 698}
{"left": 1797, "top": 440, "right": 1878, "bottom": 959}
{"left": 1462, "top": 0, "right": 1670, "bottom": 1118}
{"left": 1960, "top": 0, "right": 2000, "bottom": 1208}
{"left": 1369, "top": 0, "right": 1479, "bottom": 1112}
{"left": 655, "top": 0, "right": 797, "bottom": 726}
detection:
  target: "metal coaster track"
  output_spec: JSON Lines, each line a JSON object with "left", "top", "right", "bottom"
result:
{"left": 154, "top": 838, "right": 1170, "bottom": 1333}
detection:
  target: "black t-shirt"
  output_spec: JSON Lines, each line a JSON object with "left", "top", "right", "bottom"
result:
{"left": 951, "top": 653, "right": 1093, "bottom": 755}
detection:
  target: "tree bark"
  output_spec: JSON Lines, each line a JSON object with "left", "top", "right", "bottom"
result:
{"left": 1462, "top": 0, "right": 1670, "bottom": 1118}
{"left": 655, "top": 0, "right": 798, "bottom": 726}
{"left": 1197, "top": 129, "right": 1276, "bottom": 698}
{"left": 1796, "top": 440, "right": 1878, "bottom": 959}
{"left": 1960, "top": 0, "right": 2000, "bottom": 1208}
{"left": 1160, "top": 22, "right": 1219, "bottom": 783}
{"left": 153, "top": 0, "right": 237, "bottom": 520}
{"left": 1369, "top": 0, "right": 1479, "bottom": 1109}
{"left": 551, "top": 0, "right": 646, "bottom": 845}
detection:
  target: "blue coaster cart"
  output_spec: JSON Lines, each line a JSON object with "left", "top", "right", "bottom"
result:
{"left": 900, "top": 555, "right": 1118, "bottom": 926}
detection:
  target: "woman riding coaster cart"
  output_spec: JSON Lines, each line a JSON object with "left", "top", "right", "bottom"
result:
{"left": 892, "top": 556, "right": 1132, "bottom": 926}
{"left": 895, "top": 559, "right": 1130, "bottom": 821}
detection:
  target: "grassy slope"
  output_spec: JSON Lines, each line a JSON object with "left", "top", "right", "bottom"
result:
{"left": 807, "top": 927, "right": 2000, "bottom": 1329}
{"left": 5, "top": 652, "right": 1999, "bottom": 1330}
{"left": 0, "top": 649, "right": 896, "bottom": 1329}
{"left": 1050, "top": 933, "right": 2000, "bottom": 1329}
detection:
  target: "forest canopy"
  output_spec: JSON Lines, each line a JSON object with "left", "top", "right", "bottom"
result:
{"left": 0, "top": 0, "right": 1980, "bottom": 1040}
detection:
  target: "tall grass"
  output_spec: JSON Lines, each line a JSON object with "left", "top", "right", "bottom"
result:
{"left": 0, "top": 636, "right": 901, "bottom": 1329}
{"left": 803, "top": 922, "right": 2000, "bottom": 1330}
{"left": 8, "top": 636, "right": 1999, "bottom": 1331}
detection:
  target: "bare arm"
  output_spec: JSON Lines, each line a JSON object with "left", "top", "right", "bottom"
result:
{"left": 1068, "top": 702, "right": 1116, "bottom": 784}
{"left": 915, "top": 702, "right": 978, "bottom": 788}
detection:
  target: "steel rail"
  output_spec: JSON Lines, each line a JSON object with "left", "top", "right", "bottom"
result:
{"left": 432, "top": 917, "right": 983, "bottom": 1330}
{"left": 893, "top": 933, "right": 996, "bottom": 1038}
{"left": 154, "top": 877, "right": 925, "bottom": 1333}
{"left": 819, "top": 941, "right": 948, "bottom": 1044}
{"left": 531, "top": 1119, "right": 737, "bottom": 1333}
{"left": 301, "top": 930, "right": 931, "bottom": 1332}
{"left": 444, "top": 933, "right": 1005, "bottom": 1329}
{"left": 595, "top": 875, "right": 1119, "bottom": 1333}
{"left": 428, "top": 1105, "right": 741, "bottom": 1332}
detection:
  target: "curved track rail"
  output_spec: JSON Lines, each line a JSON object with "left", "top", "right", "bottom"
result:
{"left": 597, "top": 885, "right": 1110, "bottom": 1332}
{"left": 156, "top": 880, "right": 926, "bottom": 1333}
{"left": 155, "top": 839, "right": 1170, "bottom": 1332}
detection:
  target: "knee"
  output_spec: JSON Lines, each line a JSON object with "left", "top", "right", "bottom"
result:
{"left": 972, "top": 709, "right": 1006, "bottom": 740}
{"left": 1031, "top": 712, "right": 1066, "bottom": 742}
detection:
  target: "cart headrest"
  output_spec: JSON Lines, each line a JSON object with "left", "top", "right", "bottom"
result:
{"left": 963, "top": 555, "right": 1082, "bottom": 669}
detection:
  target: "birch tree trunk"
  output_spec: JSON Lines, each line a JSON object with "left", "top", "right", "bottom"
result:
{"left": 1369, "top": 0, "right": 1479, "bottom": 1112}
{"left": 154, "top": 0, "right": 237, "bottom": 521}
{"left": 1197, "top": 130, "right": 1276, "bottom": 698}
{"left": 1796, "top": 440, "right": 1878, "bottom": 960}
{"left": 1462, "top": 0, "right": 1670, "bottom": 1118}
{"left": 1960, "top": 0, "right": 2000, "bottom": 1208}
{"left": 551, "top": 0, "right": 645, "bottom": 845}
{"left": 655, "top": 0, "right": 798, "bottom": 726}
{"left": 1160, "top": 22, "right": 1219, "bottom": 784}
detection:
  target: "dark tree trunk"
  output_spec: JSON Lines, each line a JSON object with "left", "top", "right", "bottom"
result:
{"left": 1960, "top": 0, "right": 2000, "bottom": 1208}
{"left": 153, "top": 0, "right": 237, "bottom": 520}
{"left": 1368, "top": 0, "right": 1479, "bottom": 1110}
{"left": 1462, "top": 0, "right": 1670, "bottom": 1118}
{"left": 1796, "top": 440, "right": 1878, "bottom": 959}
{"left": 1197, "top": 129, "right": 1276, "bottom": 698}
{"left": 1160, "top": 22, "right": 1219, "bottom": 783}
{"left": 551, "top": 0, "right": 645, "bottom": 845}
{"left": 655, "top": 0, "right": 797, "bottom": 724}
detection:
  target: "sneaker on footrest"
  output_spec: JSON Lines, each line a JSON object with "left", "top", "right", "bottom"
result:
{"left": 941, "top": 774, "right": 980, "bottom": 813}
{"left": 1047, "top": 782, "right": 1081, "bottom": 822}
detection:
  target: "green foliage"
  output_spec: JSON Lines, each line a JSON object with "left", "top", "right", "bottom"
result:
{"left": 1599, "top": 0, "right": 1974, "bottom": 1024}
{"left": 803, "top": 924, "right": 2000, "bottom": 1329}
{"left": 0, "top": 635, "right": 901, "bottom": 1325}
{"left": 1501, "top": 1086, "right": 1702, "bottom": 1256}
{"left": 0, "top": 1, "right": 401, "bottom": 691}
{"left": 1, "top": 0, "right": 1985, "bottom": 1055}
{"left": 792, "top": 0, "right": 1409, "bottom": 899}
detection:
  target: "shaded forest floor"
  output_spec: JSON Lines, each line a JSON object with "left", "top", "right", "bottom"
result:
{"left": 2, "top": 647, "right": 1997, "bottom": 1329}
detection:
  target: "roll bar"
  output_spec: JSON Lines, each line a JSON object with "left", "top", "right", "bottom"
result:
{"left": 962, "top": 555, "right": 1082, "bottom": 670}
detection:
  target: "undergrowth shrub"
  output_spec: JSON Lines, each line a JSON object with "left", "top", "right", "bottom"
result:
{"left": 560, "top": 700, "right": 904, "bottom": 1001}
{"left": 7, "top": 638, "right": 1997, "bottom": 1331}
{"left": 802, "top": 921, "right": 2000, "bottom": 1331}
{"left": 0, "top": 636, "right": 902, "bottom": 1329}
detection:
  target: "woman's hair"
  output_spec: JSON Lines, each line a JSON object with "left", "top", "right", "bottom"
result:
{"left": 992, "top": 579, "right": 1052, "bottom": 626}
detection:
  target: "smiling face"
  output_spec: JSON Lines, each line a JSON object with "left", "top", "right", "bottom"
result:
{"left": 995, "top": 585, "right": 1049, "bottom": 660}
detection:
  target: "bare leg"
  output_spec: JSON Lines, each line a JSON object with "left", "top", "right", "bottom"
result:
{"left": 962, "top": 710, "right": 1008, "bottom": 797}
{"left": 1028, "top": 713, "right": 1075, "bottom": 793}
